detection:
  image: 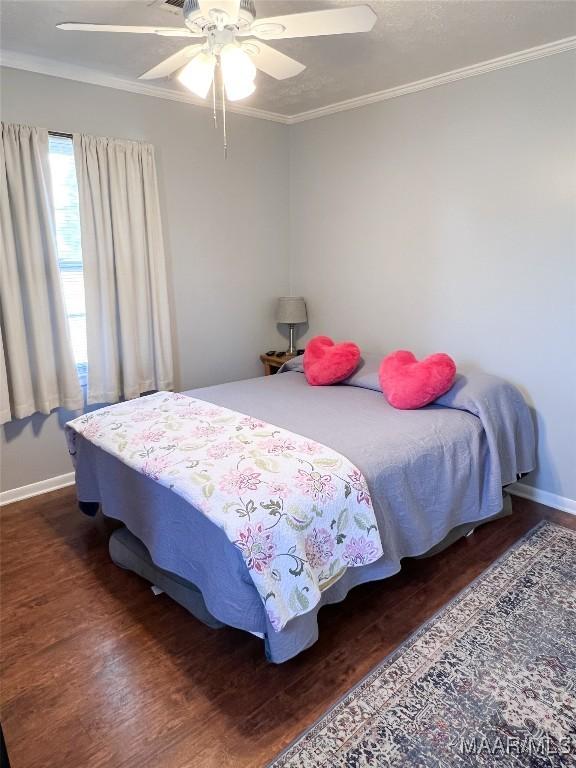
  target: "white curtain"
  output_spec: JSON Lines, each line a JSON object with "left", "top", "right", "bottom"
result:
{"left": 0, "top": 328, "right": 11, "bottom": 424}
{"left": 73, "top": 134, "right": 174, "bottom": 404}
{"left": 0, "top": 123, "right": 83, "bottom": 423}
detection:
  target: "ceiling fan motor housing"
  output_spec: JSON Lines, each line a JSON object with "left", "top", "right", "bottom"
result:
{"left": 184, "top": 0, "right": 256, "bottom": 32}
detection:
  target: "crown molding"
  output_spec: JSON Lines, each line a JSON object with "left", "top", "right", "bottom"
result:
{"left": 2, "top": 35, "right": 575, "bottom": 126}
{"left": 0, "top": 49, "right": 289, "bottom": 124}
{"left": 285, "top": 35, "right": 576, "bottom": 124}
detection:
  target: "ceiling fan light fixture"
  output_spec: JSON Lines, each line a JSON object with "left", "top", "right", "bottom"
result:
{"left": 177, "top": 50, "right": 215, "bottom": 98}
{"left": 220, "top": 43, "right": 256, "bottom": 81}
{"left": 224, "top": 77, "right": 256, "bottom": 101}
{"left": 220, "top": 43, "right": 256, "bottom": 101}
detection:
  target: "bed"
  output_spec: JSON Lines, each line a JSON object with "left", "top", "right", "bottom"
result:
{"left": 68, "top": 355, "right": 535, "bottom": 662}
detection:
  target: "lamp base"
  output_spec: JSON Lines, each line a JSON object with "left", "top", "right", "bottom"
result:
{"left": 286, "top": 324, "right": 296, "bottom": 356}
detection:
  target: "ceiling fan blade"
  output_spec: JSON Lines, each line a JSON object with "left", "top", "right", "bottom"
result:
{"left": 248, "top": 6, "right": 377, "bottom": 40}
{"left": 242, "top": 41, "right": 305, "bottom": 80}
{"left": 57, "top": 23, "right": 201, "bottom": 38}
{"left": 198, "top": 0, "right": 241, "bottom": 24}
{"left": 139, "top": 44, "right": 204, "bottom": 80}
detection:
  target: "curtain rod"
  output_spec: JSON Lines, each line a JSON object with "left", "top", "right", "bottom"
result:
{"left": 49, "top": 130, "right": 73, "bottom": 139}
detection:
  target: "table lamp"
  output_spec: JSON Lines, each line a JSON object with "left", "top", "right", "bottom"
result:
{"left": 277, "top": 297, "right": 307, "bottom": 355}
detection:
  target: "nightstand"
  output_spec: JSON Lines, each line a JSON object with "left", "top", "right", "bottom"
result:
{"left": 260, "top": 352, "right": 295, "bottom": 376}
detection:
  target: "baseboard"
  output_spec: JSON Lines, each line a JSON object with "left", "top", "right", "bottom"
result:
{"left": 508, "top": 482, "right": 576, "bottom": 516}
{"left": 1, "top": 472, "right": 573, "bottom": 517}
{"left": 0, "top": 472, "right": 75, "bottom": 506}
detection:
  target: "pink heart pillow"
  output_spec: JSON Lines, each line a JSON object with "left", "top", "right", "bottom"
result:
{"left": 379, "top": 350, "right": 456, "bottom": 409}
{"left": 304, "top": 336, "right": 361, "bottom": 386}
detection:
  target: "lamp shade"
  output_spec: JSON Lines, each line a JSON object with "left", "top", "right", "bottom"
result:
{"left": 277, "top": 297, "right": 307, "bottom": 324}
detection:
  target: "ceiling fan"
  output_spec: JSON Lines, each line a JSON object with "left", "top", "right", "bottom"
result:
{"left": 57, "top": 0, "right": 377, "bottom": 102}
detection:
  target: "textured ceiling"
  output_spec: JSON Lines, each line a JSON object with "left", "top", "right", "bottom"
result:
{"left": 1, "top": 0, "right": 575, "bottom": 116}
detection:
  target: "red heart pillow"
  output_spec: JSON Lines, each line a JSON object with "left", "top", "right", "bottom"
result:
{"left": 379, "top": 350, "right": 456, "bottom": 409}
{"left": 304, "top": 336, "right": 361, "bottom": 386}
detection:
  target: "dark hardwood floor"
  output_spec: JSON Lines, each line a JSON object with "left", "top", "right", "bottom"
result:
{"left": 1, "top": 488, "right": 574, "bottom": 768}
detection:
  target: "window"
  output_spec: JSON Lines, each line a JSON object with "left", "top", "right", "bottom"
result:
{"left": 48, "top": 134, "right": 88, "bottom": 385}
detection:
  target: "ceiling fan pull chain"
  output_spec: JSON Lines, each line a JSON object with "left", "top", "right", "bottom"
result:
{"left": 221, "top": 64, "right": 228, "bottom": 160}
{"left": 212, "top": 70, "right": 218, "bottom": 129}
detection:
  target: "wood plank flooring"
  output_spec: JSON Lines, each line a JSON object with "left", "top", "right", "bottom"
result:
{"left": 1, "top": 488, "right": 574, "bottom": 768}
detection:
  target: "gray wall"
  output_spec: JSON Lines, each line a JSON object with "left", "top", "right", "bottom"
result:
{"left": 2, "top": 52, "right": 575, "bottom": 503}
{"left": 0, "top": 66, "right": 290, "bottom": 491}
{"left": 289, "top": 51, "right": 576, "bottom": 501}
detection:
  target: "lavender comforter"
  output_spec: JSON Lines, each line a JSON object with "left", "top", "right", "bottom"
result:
{"left": 71, "top": 356, "right": 535, "bottom": 662}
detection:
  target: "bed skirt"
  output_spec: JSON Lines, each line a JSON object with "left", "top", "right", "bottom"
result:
{"left": 108, "top": 493, "right": 512, "bottom": 662}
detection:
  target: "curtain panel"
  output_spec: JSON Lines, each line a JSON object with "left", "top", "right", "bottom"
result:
{"left": 0, "top": 122, "right": 83, "bottom": 423}
{"left": 0, "top": 329, "right": 11, "bottom": 424}
{"left": 73, "top": 134, "right": 174, "bottom": 405}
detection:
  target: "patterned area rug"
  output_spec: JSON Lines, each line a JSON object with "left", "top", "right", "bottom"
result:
{"left": 270, "top": 522, "right": 576, "bottom": 767}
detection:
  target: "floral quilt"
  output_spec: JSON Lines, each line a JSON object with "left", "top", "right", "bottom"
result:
{"left": 66, "top": 392, "right": 383, "bottom": 631}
